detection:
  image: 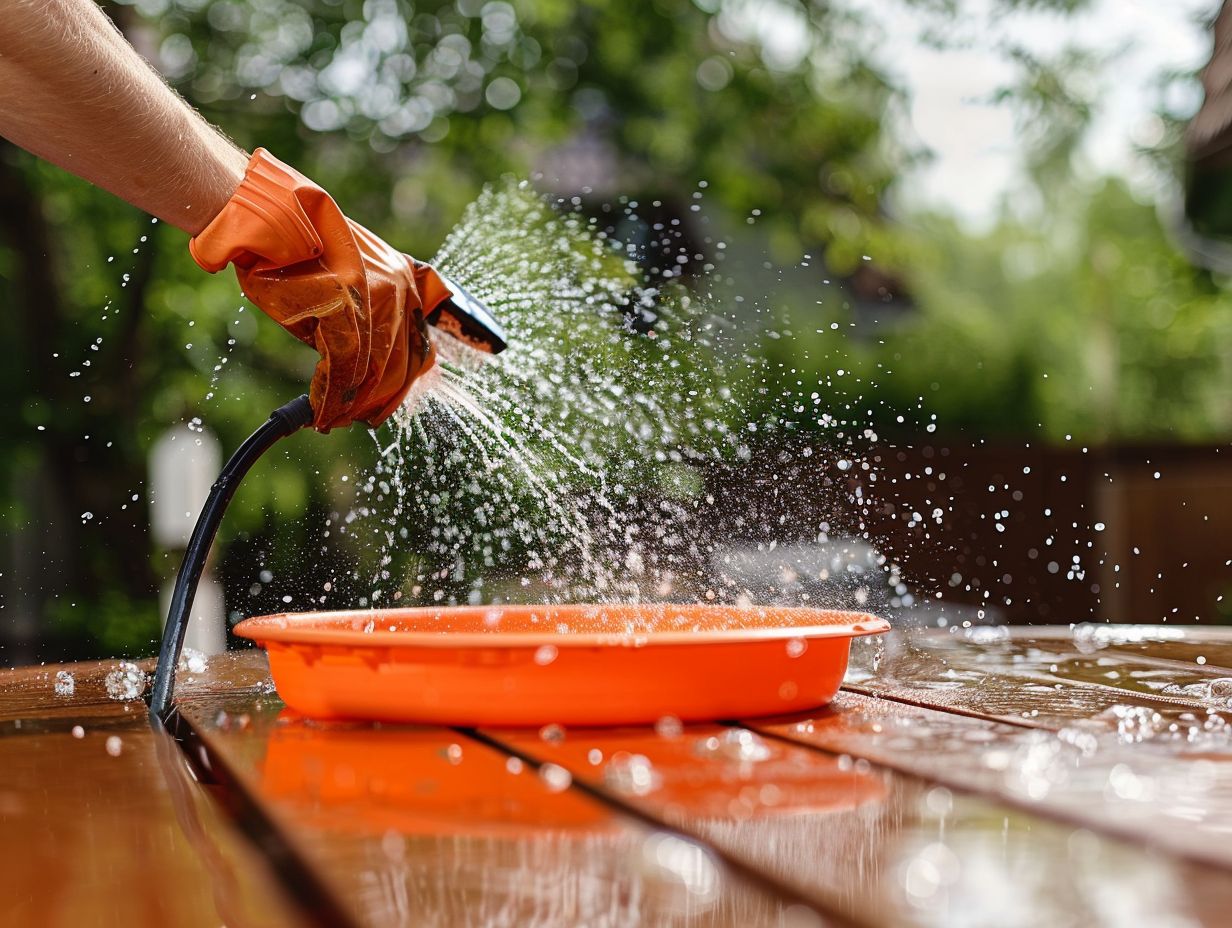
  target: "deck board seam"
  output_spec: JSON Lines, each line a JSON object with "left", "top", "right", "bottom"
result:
{"left": 840, "top": 683, "right": 1049, "bottom": 729}
{"left": 462, "top": 725, "right": 871, "bottom": 928}
{"left": 843, "top": 667, "right": 1225, "bottom": 726}
{"left": 744, "top": 711, "right": 1232, "bottom": 877}
{"left": 173, "top": 708, "right": 365, "bottom": 928}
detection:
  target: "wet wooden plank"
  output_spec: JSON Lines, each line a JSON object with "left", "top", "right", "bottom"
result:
{"left": 821, "top": 627, "right": 1232, "bottom": 879}
{"left": 0, "top": 649, "right": 268, "bottom": 727}
{"left": 17, "top": 630, "right": 1232, "bottom": 928}
{"left": 487, "top": 720, "right": 1232, "bottom": 928}
{"left": 847, "top": 627, "right": 1232, "bottom": 728}
{"left": 175, "top": 689, "right": 820, "bottom": 928}
{"left": 0, "top": 661, "right": 303, "bottom": 928}
{"left": 0, "top": 658, "right": 156, "bottom": 722}
{"left": 754, "top": 691, "right": 1232, "bottom": 873}
{"left": 1011, "top": 625, "right": 1232, "bottom": 677}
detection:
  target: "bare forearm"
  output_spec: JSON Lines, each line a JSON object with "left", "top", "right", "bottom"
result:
{"left": 0, "top": 0, "right": 246, "bottom": 234}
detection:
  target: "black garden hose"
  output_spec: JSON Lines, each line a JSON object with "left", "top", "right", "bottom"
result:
{"left": 149, "top": 394, "right": 314, "bottom": 722}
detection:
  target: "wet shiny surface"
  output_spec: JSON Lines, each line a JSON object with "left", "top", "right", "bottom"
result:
{"left": 847, "top": 625, "right": 1232, "bottom": 726}
{"left": 489, "top": 720, "right": 1232, "bottom": 927}
{"left": 8, "top": 629, "right": 1232, "bottom": 926}
{"left": 177, "top": 694, "right": 813, "bottom": 927}
{"left": 831, "top": 626, "right": 1232, "bottom": 873}
{"left": 0, "top": 659, "right": 300, "bottom": 928}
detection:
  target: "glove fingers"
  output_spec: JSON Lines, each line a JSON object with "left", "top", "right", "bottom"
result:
{"left": 242, "top": 273, "right": 370, "bottom": 431}
{"left": 352, "top": 306, "right": 435, "bottom": 426}
{"left": 342, "top": 229, "right": 435, "bottom": 428}
{"left": 344, "top": 242, "right": 404, "bottom": 419}
{"left": 308, "top": 291, "right": 371, "bottom": 431}
{"left": 191, "top": 150, "right": 437, "bottom": 431}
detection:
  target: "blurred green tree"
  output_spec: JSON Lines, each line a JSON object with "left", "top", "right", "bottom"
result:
{"left": 0, "top": 0, "right": 910, "bottom": 658}
{"left": 764, "top": 178, "right": 1232, "bottom": 443}
{"left": 2, "top": 0, "right": 1226, "bottom": 659}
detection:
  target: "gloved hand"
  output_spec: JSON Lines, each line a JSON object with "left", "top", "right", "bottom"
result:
{"left": 189, "top": 148, "right": 448, "bottom": 431}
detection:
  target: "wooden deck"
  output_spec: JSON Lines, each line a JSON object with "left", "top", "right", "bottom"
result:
{"left": 4, "top": 625, "right": 1232, "bottom": 926}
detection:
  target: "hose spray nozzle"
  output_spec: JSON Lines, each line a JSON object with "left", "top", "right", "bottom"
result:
{"left": 418, "top": 263, "right": 508, "bottom": 355}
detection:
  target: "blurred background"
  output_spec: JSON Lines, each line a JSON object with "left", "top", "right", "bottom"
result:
{"left": 4, "top": 0, "right": 1232, "bottom": 665}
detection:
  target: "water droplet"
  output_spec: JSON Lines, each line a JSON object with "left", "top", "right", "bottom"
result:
{"left": 639, "top": 833, "right": 721, "bottom": 902}
{"left": 538, "top": 762, "right": 572, "bottom": 792}
{"left": 604, "top": 752, "right": 661, "bottom": 795}
{"left": 53, "top": 670, "right": 75, "bottom": 697}
{"left": 695, "top": 729, "right": 771, "bottom": 762}
{"left": 654, "top": 715, "right": 683, "bottom": 738}
{"left": 963, "top": 625, "right": 1009, "bottom": 645}
{"left": 1100, "top": 704, "right": 1166, "bottom": 744}
{"left": 1072, "top": 623, "right": 1108, "bottom": 655}
{"left": 178, "top": 648, "right": 207, "bottom": 674}
{"left": 104, "top": 661, "right": 147, "bottom": 701}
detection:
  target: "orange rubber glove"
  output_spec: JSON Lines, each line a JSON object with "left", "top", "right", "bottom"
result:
{"left": 189, "top": 148, "right": 448, "bottom": 431}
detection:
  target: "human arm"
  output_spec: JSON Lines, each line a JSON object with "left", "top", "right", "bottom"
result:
{"left": 0, "top": 0, "right": 463, "bottom": 431}
{"left": 0, "top": 0, "right": 246, "bottom": 234}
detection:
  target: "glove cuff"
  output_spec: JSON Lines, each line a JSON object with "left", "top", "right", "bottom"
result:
{"left": 189, "top": 148, "right": 327, "bottom": 273}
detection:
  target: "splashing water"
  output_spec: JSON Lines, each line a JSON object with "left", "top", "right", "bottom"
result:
{"left": 53, "top": 670, "right": 75, "bottom": 697}
{"left": 341, "top": 180, "right": 903, "bottom": 621}
{"left": 694, "top": 729, "right": 772, "bottom": 763}
{"left": 604, "top": 752, "right": 662, "bottom": 796}
{"left": 355, "top": 181, "right": 765, "bottom": 613}
{"left": 104, "top": 661, "right": 147, "bottom": 701}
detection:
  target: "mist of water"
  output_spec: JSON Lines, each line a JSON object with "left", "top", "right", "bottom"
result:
{"left": 336, "top": 180, "right": 906, "bottom": 619}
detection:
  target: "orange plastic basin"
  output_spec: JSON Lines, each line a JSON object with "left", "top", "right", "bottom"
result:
{"left": 233, "top": 604, "right": 889, "bottom": 727}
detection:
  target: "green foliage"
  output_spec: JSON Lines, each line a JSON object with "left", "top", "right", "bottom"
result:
{"left": 989, "top": 44, "right": 1108, "bottom": 194}
{"left": 46, "top": 589, "right": 162, "bottom": 657}
{"left": 113, "top": 0, "right": 908, "bottom": 259}
{"left": 5, "top": 0, "right": 910, "bottom": 658}
{"left": 2, "top": 0, "right": 1228, "bottom": 659}
{"left": 762, "top": 179, "right": 1232, "bottom": 442}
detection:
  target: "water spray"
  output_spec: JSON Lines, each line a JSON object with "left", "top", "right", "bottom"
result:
{"left": 149, "top": 267, "right": 507, "bottom": 722}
